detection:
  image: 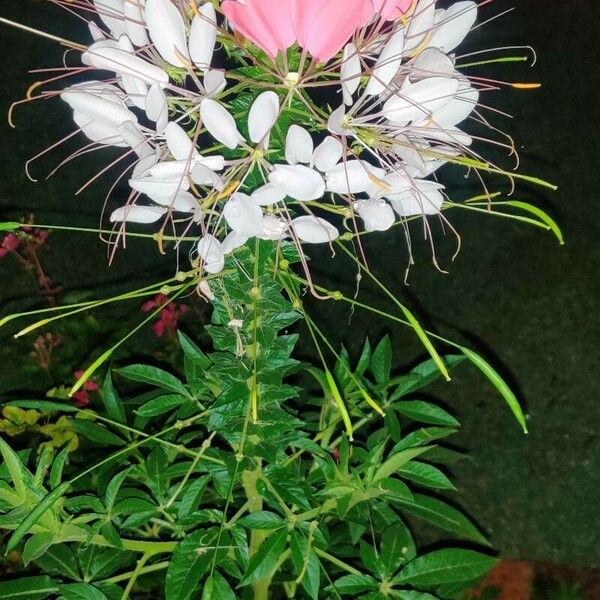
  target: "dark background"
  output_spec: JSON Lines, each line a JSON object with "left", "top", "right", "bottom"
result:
{"left": 0, "top": 0, "right": 598, "bottom": 566}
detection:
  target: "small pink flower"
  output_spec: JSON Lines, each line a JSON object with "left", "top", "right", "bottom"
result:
{"left": 73, "top": 390, "right": 91, "bottom": 408}
{"left": 222, "top": 0, "right": 375, "bottom": 62}
{"left": 0, "top": 234, "right": 21, "bottom": 258}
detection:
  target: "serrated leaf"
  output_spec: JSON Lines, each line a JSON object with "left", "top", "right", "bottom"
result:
{"left": 398, "top": 461, "right": 456, "bottom": 490}
{"left": 381, "top": 521, "right": 416, "bottom": 575}
{"left": 393, "top": 494, "right": 488, "bottom": 545}
{"left": 57, "top": 583, "right": 109, "bottom": 600}
{"left": 23, "top": 532, "right": 54, "bottom": 566}
{"left": 166, "top": 529, "right": 220, "bottom": 600}
{"left": 239, "top": 511, "right": 285, "bottom": 530}
{"left": 201, "top": 571, "right": 235, "bottom": 600}
{"left": 372, "top": 447, "right": 433, "bottom": 483}
{"left": 0, "top": 576, "right": 58, "bottom": 600}
{"left": 70, "top": 420, "right": 124, "bottom": 446}
{"left": 101, "top": 373, "right": 126, "bottom": 425}
{"left": 33, "top": 544, "right": 80, "bottom": 581}
{"left": 395, "top": 549, "right": 497, "bottom": 587}
{"left": 239, "top": 529, "right": 287, "bottom": 587}
{"left": 370, "top": 336, "right": 392, "bottom": 385}
{"left": 396, "top": 401, "right": 459, "bottom": 427}
{"left": 330, "top": 574, "right": 377, "bottom": 594}
{"left": 290, "top": 531, "right": 320, "bottom": 600}
{"left": 135, "top": 394, "right": 187, "bottom": 417}
{"left": 116, "top": 365, "right": 190, "bottom": 398}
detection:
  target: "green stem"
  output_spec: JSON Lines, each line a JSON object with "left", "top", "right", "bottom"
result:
{"left": 103, "top": 561, "right": 170, "bottom": 585}
{"left": 314, "top": 548, "right": 362, "bottom": 576}
{"left": 120, "top": 553, "right": 150, "bottom": 599}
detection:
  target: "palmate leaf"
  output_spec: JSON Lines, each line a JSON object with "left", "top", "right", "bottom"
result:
{"left": 33, "top": 544, "right": 80, "bottom": 581}
{"left": 116, "top": 365, "right": 190, "bottom": 399}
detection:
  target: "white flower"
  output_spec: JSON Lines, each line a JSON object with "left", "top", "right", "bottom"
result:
{"left": 110, "top": 204, "right": 167, "bottom": 223}
{"left": 429, "top": 1, "right": 477, "bottom": 53}
{"left": 325, "top": 160, "right": 386, "bottom": 195}
{"left": 381, "top": 174, "right": 445, "bottom": 216}
{"left": 223, "top": 193, "right": 264, "bottom": 236}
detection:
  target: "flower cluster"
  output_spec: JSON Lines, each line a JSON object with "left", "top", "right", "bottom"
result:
{"left": 28, "top": 0, "right": 501, "bottom": 276}
{"left": 72, "top": 370, "right": 100, "bottom": 408}
{"left": 141, "top": 293, "right": 189, "bottom": 337}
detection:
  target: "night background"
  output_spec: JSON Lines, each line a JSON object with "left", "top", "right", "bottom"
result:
{"left": 0, "top": 0, "right": 598, "bottom": 595}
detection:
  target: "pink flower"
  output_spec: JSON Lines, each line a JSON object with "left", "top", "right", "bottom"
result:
{"left": 373, "top": 0, "right": 414, "bottom": 21}
{"left": 141, "top": 294, "right": 189, "bottom": 338}
{"left": 222, "top": 0, "right": 375, "bottom": 62}
{"left": 0, "top": 233, "right": 21, "bottom": 258}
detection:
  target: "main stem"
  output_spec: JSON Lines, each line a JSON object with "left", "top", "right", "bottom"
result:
{"left": 242, "top": 465, "right": 271, "bottom": 600}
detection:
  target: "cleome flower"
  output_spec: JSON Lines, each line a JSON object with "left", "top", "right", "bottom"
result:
{"left": 6, "top": 0, "right": 544, "bottom": 281}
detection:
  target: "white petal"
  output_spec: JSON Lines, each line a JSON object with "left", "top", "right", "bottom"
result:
{"left": 200, "top": 99, "right": 244, "bottom": 149}
{"left": 118, "top": 121, "right": 154, "bottom": 158}
{"left": 145, "top": 0, "right": 190, "bottom": 67}
{"left": 88, "top": 21, "right": 107, "bottom": 42}
{"left": 191, "top": 164, "right": 222, "bottom": 189}
{"left": 223, "top": 193, "right": 264, "bottom": 235}
{"left": 62, "top": 87, "right": 137, "bottom": 127}
{"left": 383, "top": 77, "right": 460, "bottom": 125}
{"left": 285, "top": 125, "right": 314, "bottom": 164}
{"left": 72, "top": 112, "right": 124, "bottom": 145}
{"left": 354, "top": 199, "right": 395, "bottom": 231}
{"left": 432, "top": 81, "right": 478, "bottom": 127}
{"left": 110, "top": 204, "right": 166, "bottom": 223}
{"left": 327, "top": 105, "right": 355, "bottom": 136}
{"left": 197, "top": 234, "right": 225, "bottom": 273}
{"left": 292, "top": 216, "right": 339, "bottom": 244}
{"left": 312, "top": 136, "right": 343, "bottom": 172}
{"left": 189, "top": 3, "right": 217, "bottom": 72}
{"left": 120, "top": 73, "right": 148, "bottom": 110}
{"left": 384, "top": 176, "right": 445, "bottom": 216}
{"left": 365, "top": 28, "right": 405, "bottom": 96}
{"left": 203, "top": 70, "right": 227, "bottom": 97}
{"left": 325, "top": 160, "right": 386, "bottom": 194}
{"left": 222, "top": 230, "right": 249, "bottom": 254}
{"left": 251, "top": 183, "right": 287, "bottom": 206}
{"left": 93, "top": 0, "right": 126, "bottom": 37}
{"left": 195, "top": 154, "right": 226, "bottom": 171}
{"left": 341, "top": 43, "right": 361, "bottom": 105}
{"left": 123, "top": 0, "right": 149, "bottom": 47}
{"left": 152, "top": 190, "right": 199, "bottom": 212}
{"left": 132, "top": 151, "right": 160, "bottom": 177}
{"left": 129, "top": 174, "right": 190, "bottom": 200}
{"left": 429, "top": 1, "right": 477, "bottom": 53}
{"left": 269, "top": 165, "right": 326, "bottom": 201}
{"left": 82, "top": 41, "right": 169, "bottom": 85}
{"left": 147, "top": 160, "right": 188, "bottom": 180}
{"left": 404, "top": 0, "right": 436, "bottom": 55}
{"left": 165, "top": 122, "right": 195, "bottom": 159}
{"left": 260, "top": 215, "right": 288, "bottom": 240}
{"left": 248, "top": 91, "right": 279, "bottom": 146}
{"left": 411, "top": 47, "right": 455, "bottom": 81}
{"left": 146, "top": 82, "right": 168, "bottom": 132}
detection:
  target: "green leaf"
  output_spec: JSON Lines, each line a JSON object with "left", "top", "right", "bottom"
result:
{"left": 33, "top": 544, "right": 80, "bottom": 581}
{"left": 239, "top": 511, "right": 285, "bottom": 530}
{"left": 70, "top": 420, "right": 125, "bottom": 446}
{"left": 135, "top": 394, "right": 187, "bottom": 417}
{"left": 290, "top": 531, "right": 320, "bottom": 600}
{"left": 116, "top": 365, "right": 190, "bottom": 398}
{"left": 179, "top": 331, "right": 211, "bottom": 369}
{"left": 395, "top": 401, "right": 459, "bottom": 427}
{"left": 0, "top": 436, "right": 28, "bottom": 496}
{"left": 166, "top": 529, "right": 220, "bottom": 600}
{"left": 395, "top": 549, "right": 497, "bottom": 587}
{"left": 390, "top": 356, "right": 465, "bottom": 400}
{"left": 239, "top": 529, "right": 287, "bottom": 586}
{"left": 330, "top": 574, "right": 377, "bottom": 594}
{"left": 48, "top": 445, "right": 71, "bottom": 489}
{"left": 461, "top": 346, "right": 528, "bottom": 433}
{"left": 380, "top": 521, "right": 416, "bottom": 575}
{"left": 6, "top": 482, "right": 70, "bottom": 552}
{"left": 57, "top": 583, "right": 109, "bottom": 600}
{"left": 77, "top": 546, "right": 135, "bottom": 581}
{"left": 177, "top": 476, "right": 209, "bottom": 519}
{"left": 0, "top": 576, "right": 58, "bottom": 600}
{"left": 393, "top": 494, "right": 488, "bottom": 545}
{"left": 398, "top": 461, "right": 456, "bottom": 490}
{"left": 372, "top": 447, "right": 433, "bottom": 483}
{"left": 23, "top": 532, "right": 54, "bottom": 566}
{"left": 493, "top": 200, "right": 564, "bottom": 245}
{"left": 201, "top": 571, "right": 235, "bottom": 600}
{"left": 370, "top": 336, "right": 392, "bottom": 385}
{"left": 101, "top": 373, "right": 126, "bottom": 425}
{"left": 104, "top": 468, "right": 132, "bottom": 510}
{"left": 394, "top": 592, "right": 439, "bottom": 600}
{"left": 3, "top": 400, "right": 78, "bottom": 414}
